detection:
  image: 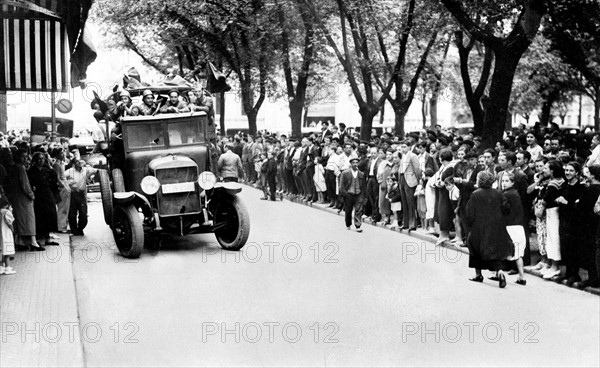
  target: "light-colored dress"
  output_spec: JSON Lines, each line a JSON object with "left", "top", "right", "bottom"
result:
{"left": 313, "top": 164, "right": 326, "bottom": 192}
{"left": 1, "top": 208, "right": 15, "bottom": 256}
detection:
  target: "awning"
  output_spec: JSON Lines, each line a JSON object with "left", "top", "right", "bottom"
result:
{"left": 1, "top": 0, "right": 96, "bottom": 91}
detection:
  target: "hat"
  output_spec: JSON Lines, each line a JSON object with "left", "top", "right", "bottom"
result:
{"left": 142, "top": 89, "right": 153, "bottom": 97}
{"left": 349, "top": 157, "right": 360, "bottom": 163}
{"left": 168, "top": 89, "right": 180, "bottom": 96}
{"left": 119, "top": 90, "right": 131, "bottom": 98}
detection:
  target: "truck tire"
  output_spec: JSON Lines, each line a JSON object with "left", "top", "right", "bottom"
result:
{"left": 112, "top": 204, "right": 144, "bottom": 259}
{"left": 214, "top": 195, "right": 250, "bottom": 251}
{"left": 112, "top": 168, "right": 125, "bottom": 192}
{"left": 98, "top": 169, "right": 113, "bottom": 226}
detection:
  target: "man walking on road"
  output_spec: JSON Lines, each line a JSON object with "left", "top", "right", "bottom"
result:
{"left": 217, "top": 143, "right": 244, "bottom": 182}
{"left": 65, "top": 159, "right": 97, "bottom": 236}
{"left": 339, "top": 157, "right": 367, "bottom": 232}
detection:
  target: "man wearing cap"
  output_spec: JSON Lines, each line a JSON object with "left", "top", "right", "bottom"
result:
{"left": 159, "top": 90, "right": 191, "bottom": 114}
{"left": 365, "top": 146, "right": 381, "bottom": 221}
{"left": 339, "top": 157, "right": 367, "bottom": 232}
{"left": 137, "top": 89, "right": 157, "bottom": 116}
{"left": 115, "top": 90, "right": 134, "bottom": 119}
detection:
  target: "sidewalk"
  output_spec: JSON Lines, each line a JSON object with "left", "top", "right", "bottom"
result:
{"left": 0, "top": 234, "right": 85, "bottom": 368}
{"left": 249, "top": 184, "right": 600, "bottom": 297}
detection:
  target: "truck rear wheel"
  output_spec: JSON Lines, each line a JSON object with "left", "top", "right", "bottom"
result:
{"left": 214, "top": 195, "right": 250, "bottom": 251}
{"left": 112, "top": 204, "right": 144, "bottom": 258}
{"left": 98, "top": 169, "right": 113, "bottom": 226}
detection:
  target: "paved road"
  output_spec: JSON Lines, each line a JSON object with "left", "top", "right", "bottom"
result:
{"left": 71, "top": 189, "right": 600, "bottom": 367}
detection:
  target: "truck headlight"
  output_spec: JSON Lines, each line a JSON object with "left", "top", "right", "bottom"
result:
{"left": 141, "top": 176, "right": 160, "bottom": 195}
{"left": 198, "top": 171, "right": 217, "bottom": 190}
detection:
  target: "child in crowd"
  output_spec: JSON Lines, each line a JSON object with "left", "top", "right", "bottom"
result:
{"left": 0, "top": 197, "right": 16, "bottom": 275}
{"left": 414, "top": 174, "right": 427, "bottom": 230}
{"left": 258, "top": 153, "right": 269, "bottom": 199}
{"left": 445, "top": 177, "right": 462, "bottom": 246}
{"left": 386, "top": 176, "right": 402, "bottom": 228}
{"left": 423, "top": 168, "right": 436, "bottom": 234}
{"left": 313, "top": 157, "right": 327, "bottom": 204}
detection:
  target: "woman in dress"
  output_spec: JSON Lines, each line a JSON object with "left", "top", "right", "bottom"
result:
{"left": 527, "top": 156, "right": 550, "bottom": 271}
{"left": 466, "top": 171, "right": 513, "bottom": 288}
{"left": 28, "top": 152, "right": 59, "bottom": 247}
{"left": 433, "top": 149, "right": 454, "bottom": 245}
{"left": 5, "top": 149, "right": 43, "bottom": 251}
{"left": 540, "top": 160, "right": 565, "bottom": 279}
{"left": 501, "top": 172, "right": 527, "bottom": 285}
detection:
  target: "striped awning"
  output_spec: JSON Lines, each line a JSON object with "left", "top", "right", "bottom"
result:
{"left": 1, "top": 0, "right": 96, "bottom": 91}
{"left": 1, "top": 18, "right": 69, "bottom": 91}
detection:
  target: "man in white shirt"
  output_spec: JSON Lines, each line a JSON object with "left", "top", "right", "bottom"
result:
{"left": 65, "top": 159, "right": 97, "bottom": 236}
{"left": 585, "top": 134, "right": 600, "bottom": 167}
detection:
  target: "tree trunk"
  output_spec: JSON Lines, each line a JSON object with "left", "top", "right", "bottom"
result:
{"left": 539, "top": 90, "right": 558, "bottom": 126}
{"left": 578, "top": 94, "right": 583, "bottom": 128}
{"left": 0, "top": 92, "right": 6, "bottom": 133}
{"left": 395, "top": 108, "right": 408, "bottom": 138}
{"left": 595, "top": 86, "right": 600, "bottom": 132}
{"left": 422, "top": 96, "right": 427, "bottom": 129}
{"left": 289, "top": 99, "right": 303, "bottom": 139}
{"left": 481, "top": 52, "right": 520, "bottom": 149}
{"left": 240, "top": 78, "right": 258, "bottom": 136}
{"left": 219, "top": 91, "right": 226, "bottom": 135}
{"left": 246, "top": 111, "right": 258, "bottom": 136}
{"left": 359, "top": 105, "right": 379, "bottom": 141}
{"left": 429, "top": 96, "right": 438, "bottom": 127}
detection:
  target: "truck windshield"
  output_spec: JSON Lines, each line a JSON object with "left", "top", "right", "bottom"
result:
{"left": 167, "top": 120, "right": 205, "bottom": 146}
{"left": 127, "top": 123, "right": 165, "bottom": 149}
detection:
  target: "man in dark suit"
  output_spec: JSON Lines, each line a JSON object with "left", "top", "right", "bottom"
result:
{"left": 365, "top": 146, "right": 381, "bottom": 221}
{"left": 297, "top": 138, "right": 309, "bottom": 200}
{"left": 339, "top": 157, "right": 367, "bottom": 232}
{"left": 453, "top": 152, "right": 484, "bottom": 245}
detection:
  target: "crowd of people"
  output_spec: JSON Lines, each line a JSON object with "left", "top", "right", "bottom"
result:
{"left": 0, "top": 129, "right": 96, "bottom": 276}
{"left": 215, "top": 121, "right": 600, "bottom": 289}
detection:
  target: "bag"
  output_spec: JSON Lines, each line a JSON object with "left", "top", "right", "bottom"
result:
{"left": 534, "top": 198, "right": 545, "bottom": 219}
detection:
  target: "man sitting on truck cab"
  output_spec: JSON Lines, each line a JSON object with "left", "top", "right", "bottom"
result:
{"left": 159, "top": 90, "right": 190, "bottom": 114}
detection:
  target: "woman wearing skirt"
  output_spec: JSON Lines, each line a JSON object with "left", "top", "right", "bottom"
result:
{"left": 541, "top": 161, "right": 566, "bottom": 279}
{"left": 501, "top": 172, "right": 527, "bottom": 285}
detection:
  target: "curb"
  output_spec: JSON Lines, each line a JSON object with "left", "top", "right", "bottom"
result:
{"left": 245, "top": 183, "right": 600, "bottom": 297}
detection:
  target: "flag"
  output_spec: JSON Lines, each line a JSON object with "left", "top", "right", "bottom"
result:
{"left": 206, "top": 61, "right": 231, "bottom": 93}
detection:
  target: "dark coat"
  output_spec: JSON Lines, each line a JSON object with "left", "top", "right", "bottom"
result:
{"left": 466, "top": 188, "right": 513, "bottom": 270}
{"left": 502, "top": 188, "right": 524, "bottom": 226}
{"left": 28, "top": 165, "right": 59, "bottom": 235}
{"left": 455, "top": 164, "right": 484, "bottom": 214}
{"left": 339, "top": 169, "right": 367, "bottom": 199}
